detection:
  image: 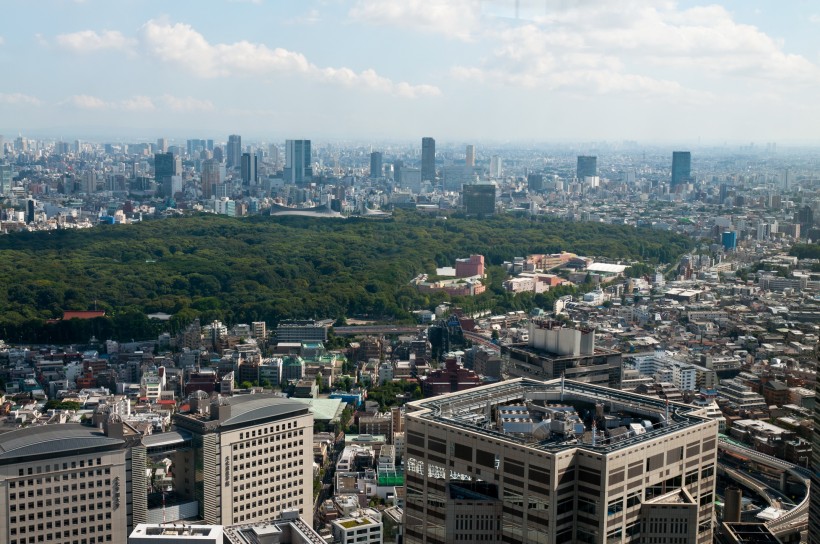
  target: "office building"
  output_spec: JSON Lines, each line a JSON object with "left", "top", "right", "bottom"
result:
{"left": 671, "top": 151, "right": 691, "bottom": 190}
{"left": 462, "top": 183, "right": 496, "bottom": 216}
{"left": 155, "top": 152, "right": 182, "bottom": 197}
{"left": 201, "top": 159, "right": 220, "bottom": 199}
{"left": 369, "top": 151, "right": 383, "bottom": 179}
{"left": 240, "top": 153, "right": 257, "bottom": 185}
{"left": 403, "top": 378, "right": 719, "bottom": 544}
{"left": 156, "top": 138, "right": 168, "bottom": 153}
{"left": 797, "top": 205, "right": 814, "bottom": 238}
{"left": 173, "top": 394, "right": 314, "bottom": 526}
{"left": 0, "top": 421, "right": 142, "bottom": 544}
{"left": 489, "top": 155, "right": 502, "bottom": 178}
{"left": 284, "top": 140, "right": 313, "bottom": 185}
{"left": 330, "top": 513, "right": 383, "bottom": 544}
{"left": 0, "top": 163, "right": 13, "bottom": 194}
{"left": 421, "top": 137, "right": 435, "bottom": 182}
{"left": 527, "top": 173, "right": 544, "bottom": 192}
{"left": 722, "top": 231, "right": 737, "bottom": 251}
{"left": 227, "top": 135, "right": 242, "bottom": 169}
{"left": 465, "top": 144, "right": 475, "bottom": 168}
{"left": 506, "top": 319, "right": 622, "bottom": 388}
{"left": 275, "top": 320, "right": 330, "bottom": 343}
{"left": 25, "top": 198, "right": 35, "bottom": 224}
{"left": 577, "top": 155, "right": 597, "bottom": 179}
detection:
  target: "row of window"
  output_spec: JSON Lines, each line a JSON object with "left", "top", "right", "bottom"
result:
{"left": 10, "top": 524, "right": 112, "bottom": 537}
{"left": 17, "top": 458, "right": 103, "bottom": 477}
{"left": 232, "top": 458, "right": 304, "bottom": 482}
{"left": 11, "top": 537, "right": 112, "bottom": 544}
{"left": 236, "top": 479, "right": 304, "bottom": 502}
{"left": 233, "top": 505, "right": 304, "bottom": 522}
{"left": 238, "top": 421, "right": 301, "bottom": 440}
{"left": 11, "top": 468, "right": 111, "bottom": 488}
{"left": 9, "top": 480, "right": 111, "bottom": 500}
{"left": 233, "top": 444, "right": 304, "bottom": 467}
{"left": 9, "top": 506, "right": 112, "bottom": 519}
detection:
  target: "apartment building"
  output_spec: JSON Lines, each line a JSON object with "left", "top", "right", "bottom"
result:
{"left": 403, "top": 378, "right": 719, "bottom": 544}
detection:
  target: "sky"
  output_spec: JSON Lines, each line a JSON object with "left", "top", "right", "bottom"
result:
{"left": 0, "top": 0, "right": 818, "bottom": 144}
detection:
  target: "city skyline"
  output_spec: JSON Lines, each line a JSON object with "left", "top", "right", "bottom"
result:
{"left": 0, "top": 0, "right": 818, "bottom": 143}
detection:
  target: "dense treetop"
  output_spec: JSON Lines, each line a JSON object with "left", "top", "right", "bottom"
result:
{"left": 0, "top": 211, "right": 692, "bottom": 342}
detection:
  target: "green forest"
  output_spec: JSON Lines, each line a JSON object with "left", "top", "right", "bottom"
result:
{"left": 0, "top": 211, "right": 693, "bottom": 343}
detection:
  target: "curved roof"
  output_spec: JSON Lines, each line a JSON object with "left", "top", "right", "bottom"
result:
{"left": 220, "top": 396, "right": 309, "bottom": 428}
{"left": 0, "top": 424, "right": 124, "bottom": 461}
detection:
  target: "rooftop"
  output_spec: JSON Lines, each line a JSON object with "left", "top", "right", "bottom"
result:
{"left": 0, "top": 424, "right": 126, "bottom": 464}
{"left": 407, "top": 378, "right": 711, "bottom": 453}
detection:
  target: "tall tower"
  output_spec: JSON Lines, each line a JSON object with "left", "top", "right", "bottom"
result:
{"left": 370, "top": 151, "right": 383, "bottom": 179}
{"left": 241, "top": 152, "right": 257, "bottom": 185}
{"left": 154, "top": 152, "right": 182, "bottom": 197}
{"left": 201, "top": 158, "right": 220, "bottom": 199}
{"left": 156, "top": 137, "right": 168, "bottom": 153}
{"left": 465, "top": 144, "right": 476, "bottom": 168}
{"left": 226, "top": 134, "right": 242, "bottom": 169}
{"left": 671, "top": 151, "right": 691, "bottom": 190}
{"left": 421, "top": 137, "right": 436, "bottom": 182}
{"left": 577, "top": 155, "right": 597, "bottom": 179}
{"left": 284, "top": 140, "right": 313, "bottom": 185}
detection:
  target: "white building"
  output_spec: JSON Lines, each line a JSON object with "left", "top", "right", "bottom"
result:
{"left": 331, "top": 509, "right": 383, "bottom": 544}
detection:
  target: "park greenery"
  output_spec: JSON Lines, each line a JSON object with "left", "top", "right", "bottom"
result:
{"left": 0, "top": 211, "right": 693, "bottom": 343}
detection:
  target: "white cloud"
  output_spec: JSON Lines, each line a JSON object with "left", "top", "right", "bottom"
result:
{"left": 446, "top": 1, "right": 820, "bottom": 97}
{"left": 159, "top": 94, "right": 214, "bottom": 112}
{"left": 66, "top": 94, "right": 109, "bottom": 109}
{"left": 286, "top": 8, "right": 321, "bottom": 26}
{"left": 349, "top": 0, "right": 480, "bottom": 41}
{"left": 139, "top": 19, "right": 439, "bottom": 97}
{"left": 121, "top": 95, "right": 156, "bottom": 111}
{"left": 0, "top": 92, "right": 41, "bottom": 105}
{"left": 55, "top": 29, "right": 134, "bottom": 52}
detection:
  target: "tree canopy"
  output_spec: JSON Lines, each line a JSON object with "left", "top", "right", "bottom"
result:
{"left": 0, "top": 211, "right": 692, "bottom": 342}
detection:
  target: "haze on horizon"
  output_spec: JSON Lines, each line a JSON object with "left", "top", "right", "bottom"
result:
{"left": 0, "top": 0, "right": 818, "bottom": 144}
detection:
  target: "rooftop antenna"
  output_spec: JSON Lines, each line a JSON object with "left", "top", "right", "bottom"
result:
{"left": 592, "top": 420, "right": 597, "bottom": 447}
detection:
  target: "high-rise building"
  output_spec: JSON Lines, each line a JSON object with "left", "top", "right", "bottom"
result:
{"left": 577, "top": 155, "right": 597, "bottom": 179}
{"left": 0, "top": 421, "right": 141, "bottom": 543}
{"left": 0, "top": 163, "right": 12, "bottom": 194}
{"left": 226, "top": 135, "right": 242, "bottom": 169}
{"left": 201, "top": 159, "right": 220, "bottom": 199}
{"left": 155, "top": 152, "right": 182, "bottom": 197}
{"left": 284, "top": 140, "right": 312, "bottom": 185}
{"left": 721, "top": 231, "right": 737, "bottom": 251}
{"left": 671, "top": 151, "right": 692, "bottom": 190}
{"left": 156, "top": 137, "right": 168, "bottom": 153}
{"left": 403, "top": 378, "right": 719, "bottom": 544}
{"left": 240, "top": 152, "right": 257, "bottom": 185}
{"left": 421, "top": 137, "right": 436, "bottom": 182}
{"left": 489, "top": 155, "right": 502, "bottom": 178}
{"left": 172, "top": 394, "right": 314, "bottom": 526}
{"left": 369, "top": 151, "right": 383, "bottom": 179}
{"left": 797, "top": 205, "right": 814, "bottom": 238}
{"left": 25, "top": 198, "right": 35, "bottom": 224}
{"left": 527, "top": 173, "right": 544, "bottom": 192}
{"left": 462, "top": 183, "right": 496, "bottom": 216}
{"left": 465, "top": 144, "right": 476, "bottom": 168}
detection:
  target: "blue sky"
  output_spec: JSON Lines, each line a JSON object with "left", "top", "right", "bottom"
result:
{"left": 0, "top": 0, "right": 818, "bottom": 143}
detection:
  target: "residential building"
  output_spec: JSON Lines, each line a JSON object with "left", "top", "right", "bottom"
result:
{"left": 403, "top": 378, "right": 719, "bottom": 544}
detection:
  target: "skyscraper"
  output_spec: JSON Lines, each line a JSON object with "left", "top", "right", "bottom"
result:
{"left": 527, "top": 173, "right": 544, "bottom": 192}
{"left": 201, "top": 158, "right": 220, "bottom": 199}
{"left": 489, "top": 155, "right": 502, "bottom": 178}
{"left": 156, "top": 137, "right": 168, "bottom": 153}
{"left": 155, "top": 152, "right": 182, "bottom": 197}
{"left": 0, "top": 163, "right": 12, "bottom": 194}
{"left": 421, "top": 137, "right": 436, "bottom": 182}
{"left": 370, "top": 151, "right": 383, "bottom": 179}
{"left": 577, "top": 155, "right": 597, "bottom": 179}
{"left": 284, "top": 140, "right": 312, "bottom": 185}
{"left": 241, "top": 152, "right": 257, "bottom": 185}
{"left": 226, "top": 134, "right": 242, "bottom": 169}
{"left": 671, "top": 151, "right": 691, "bottom": 190}
{"left": 463, "top": 183, "right": 496, "bottom": 216}
{"left": 465, "top": 144, "right": 476, "bottom": 168}
{"left": 403, "top": 378, "right": 719, "bottom": 544}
